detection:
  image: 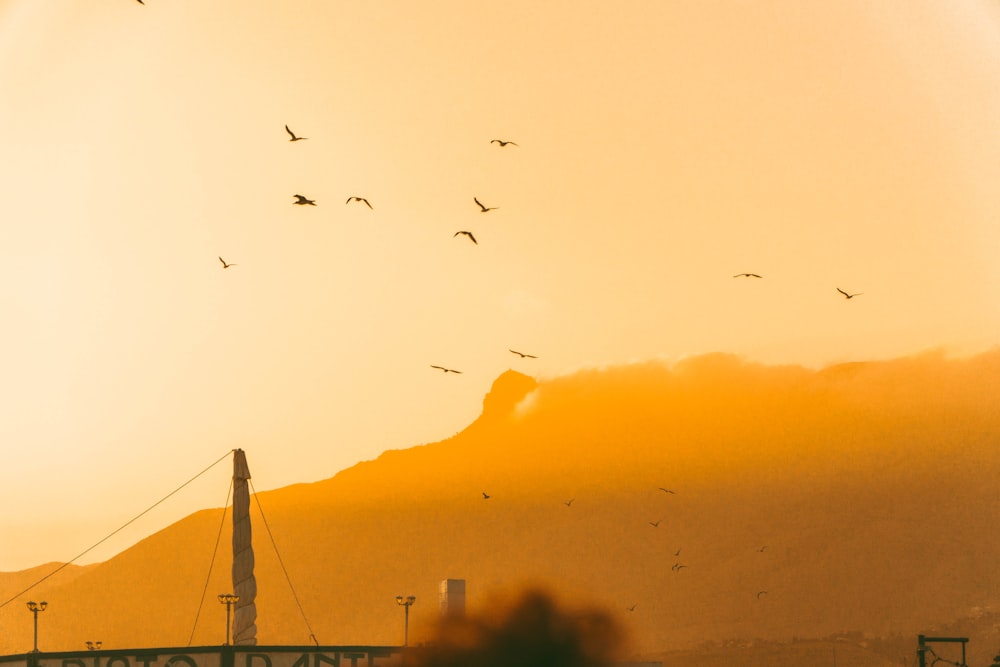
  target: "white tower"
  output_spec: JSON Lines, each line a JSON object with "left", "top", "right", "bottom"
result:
{"left": 439, "top": 579, "right": 466, "bottom": 618}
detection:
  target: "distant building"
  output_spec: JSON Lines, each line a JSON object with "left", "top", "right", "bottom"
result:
{"left": 439, "top": 578, "right": 466, "bottom": 618}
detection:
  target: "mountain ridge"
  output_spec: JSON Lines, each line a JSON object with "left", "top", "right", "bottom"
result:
{"left": 1, "top": 351, "right": 997, "bottom": 663}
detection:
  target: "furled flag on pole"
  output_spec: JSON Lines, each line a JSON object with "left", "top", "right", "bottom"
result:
{"left": 231, "top": 449, "right": 258, "bottom": 645}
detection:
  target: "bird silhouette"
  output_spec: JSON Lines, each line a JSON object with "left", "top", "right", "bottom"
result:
{"left": 672, "top": 563, "right": 688, "bottom": 571}
{"left": 474, "top": 197, "right": 497, "bottom": 212}
{"left": 285, "top": 125, "right": 307, "bottom": 141}
{"left": 626, "top": 604, "right": 637, "bottom": 612}
{"left": 293, "top": 194, "right": 316, "bottom": 206}
{"left": 658, "top": 487, "right": 675, "bottom": 494}
{"left": 733, "top": 273, "right": 762, "bottom": 278}
{"left": 564, "top": 498, "right": 575, "bottom": 507}
{"left": 218, "top": 256, "right": 236, "bottom": 269}
{"left": 346, "top": 196, "right": 372, "bottom": 209}
{"left": 758, "top": 545, "right": 768, "bottom": 552}
{"left": 509, "top": 349, "right": 537, "bottom": 359}
{"left": 649, "top": 519, "right": 661, "bottom": 528}
{"left": 453, "top": 231, "right": 477, "bottom": 245}
{"left": 491, "top": 139, "right": 518, "bottom": 147}
{"left": 430, "top": 365, "right": 462, "bottom": 374}
{"left": 837, "top": 288, "right": 862, "bottom": 299}
{"left": 674, "top": 548, "right": 682, "bottom": 556}
{"left": 756, "top": 591, "right": 768, "bottom": 599}
{"left": 482, "top": 492, "right": 491, "bottom": 500}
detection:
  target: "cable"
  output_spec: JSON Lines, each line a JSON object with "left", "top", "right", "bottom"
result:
{"left": 250, "top": 480, "right": 319, "bottom": 644}
{"left": 0, "top": 449, "right": 234, "bottom": 610}
{"left": 924, "top": 646, "right": 967, "bottom": 667}
{"left": 187, "top": 478, "right": 233, "bottom": 646}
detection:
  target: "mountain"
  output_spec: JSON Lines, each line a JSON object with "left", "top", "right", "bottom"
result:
{"left": 1, "top": 351, "right": 998, "bottom": 664}
{"left": 0, "top": 562, "right": 97, "bottom": 608}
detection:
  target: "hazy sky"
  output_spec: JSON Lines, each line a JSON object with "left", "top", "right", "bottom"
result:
{"left": 1, "top": 0, "right": 999, "bottom": 572}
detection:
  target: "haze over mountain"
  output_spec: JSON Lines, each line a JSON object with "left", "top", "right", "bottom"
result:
{"left": 1, "top": 351, "right": 997, "bottom": 664}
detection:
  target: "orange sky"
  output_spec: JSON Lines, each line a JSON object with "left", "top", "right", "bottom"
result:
{"left": 1, "top": 0, "right": 999, "bottom": 572}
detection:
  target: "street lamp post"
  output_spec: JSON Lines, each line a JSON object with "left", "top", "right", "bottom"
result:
{"left": 218, "top": 594, "right": 240, "bottom": 646}
{"left": 395, "top": 595, "right": 416, "bottom": 647}
{"left": 26, "top": 601, "right": 47, "bottom": 653}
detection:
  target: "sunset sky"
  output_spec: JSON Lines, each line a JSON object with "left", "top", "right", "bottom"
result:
{"left": 1, "top": 0, "right": 999, "bottom": 573}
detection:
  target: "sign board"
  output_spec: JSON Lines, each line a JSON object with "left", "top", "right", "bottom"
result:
{"left": 0, "top": 646, "right": 403, "bottom": 667}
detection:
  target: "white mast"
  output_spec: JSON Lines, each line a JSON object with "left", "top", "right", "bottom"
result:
{"left": 231, "top": 449, "right": 258, "bottom": 645}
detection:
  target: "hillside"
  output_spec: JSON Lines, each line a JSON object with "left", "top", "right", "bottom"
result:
{"left": 0, "top": 562, "right": 97, "bottom": 607}
{"left": 0, "top": 351, "right": 997, "bottom": 663}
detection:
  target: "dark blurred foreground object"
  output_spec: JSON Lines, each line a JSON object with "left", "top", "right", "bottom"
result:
{"left": 409, "top": 589, "right": 622, "bottom": 667}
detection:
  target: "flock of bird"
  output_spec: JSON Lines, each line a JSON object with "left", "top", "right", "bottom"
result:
{"left": 217, "top": 123, "right": 863, "bottom": 381}
{"left": 476, "top": 479, "right": 775, "bottom": 611}
{"left": 215, "top": 123, "right": 539, "bottom": 378}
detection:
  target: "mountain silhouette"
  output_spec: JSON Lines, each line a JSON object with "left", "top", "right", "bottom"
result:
{"left": 1, "top": 352, "right": 997, "bottom": 663}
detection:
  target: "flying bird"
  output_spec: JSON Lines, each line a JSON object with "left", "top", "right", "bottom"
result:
{"left": 756, "top": 591, "right": 768, "bottom": 599}
{"left": 733, "top": 273, "right": 762, "bottom": 278}
{"left": 626, "top": 604, "right": 637, "bottom": 612}
{"left": 672, "top": 563, "right": 688, "bottom": 571}
{"left": 648, "top": 519, "right": 661, "bottom": 528}
{"left": 758, "top": 545, "right": 768, "bottom": 552}
{"left": 482, "top": 492, "right": 491, "bottom": 500}
{"left": 346, "top": 196, "right": 372, "bottom": 209}
{"left": 491, "top": 139, "right": 518, "bottom": 147}
{"left": 564, "top": 498, "right": 575, "bottom": 507}
{"left": 285, "top": 125, "right": 307, "bottom": 141}
{"left": 453, "top": 230, "right": 477, "bottom": 245}
{"left": 293, "top": 194, "right": 316, "bottom": 206}
{"left": 837, "top": 288, "right": 862, "bottom": 299}
{"left": 658, "top": 487, "right": 675, "bottom": 494}
{"left": 430, "top": 365, "right": 462, "bottom": 374}
{"left": 218, "top": 256, "right": 236, "bottom": 269}
{"left": 474, "top": 197, "right": 497, "bottom": 213}
{"left": 509, "top": 349, "right": 537, "bottom": 359}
